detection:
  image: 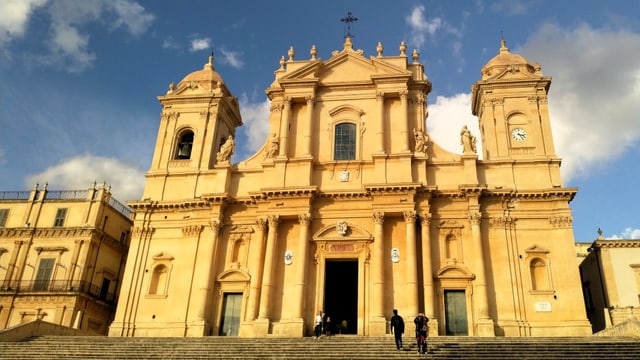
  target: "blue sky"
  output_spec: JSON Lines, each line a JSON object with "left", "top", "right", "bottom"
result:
{"left": 1, "top": 0, "right": 639, "bottom": 243}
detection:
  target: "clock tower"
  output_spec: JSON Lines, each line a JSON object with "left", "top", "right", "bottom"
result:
{"left": 472, "top": 39, "right": 558, "bottom": 162}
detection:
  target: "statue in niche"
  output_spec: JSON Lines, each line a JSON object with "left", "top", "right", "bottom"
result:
{"left": 413, "top": 128, "right": 428, "bottom": 154}
{"left": 217, "top": 135, "right": 235, "bottom": 162}
{"left": 460, "top": 125, "right": 477, "bottom": 154}
{"left": 264, "top": 133, "right": 280, "bottom": 159}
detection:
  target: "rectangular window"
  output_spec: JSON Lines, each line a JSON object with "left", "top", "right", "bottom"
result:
{"left": 334, "top": 123, "right": 356, "bottom": 160}
{"left": 53, "top": 208, "right": 67, "bottom": 227}
{"left": 34, "top": 258, "right": 55, "bottom": 291}
{"left": 0, "top": 209, "right": 8, "bottom": 228}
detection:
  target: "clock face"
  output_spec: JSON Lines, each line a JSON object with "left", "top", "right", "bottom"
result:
{"left": 511, "top": 128, "right": 527, "bottom": 141}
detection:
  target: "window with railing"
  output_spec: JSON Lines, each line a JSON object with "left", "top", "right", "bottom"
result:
{"left": 34, "top": 258, "right": 55, "bottom": 291}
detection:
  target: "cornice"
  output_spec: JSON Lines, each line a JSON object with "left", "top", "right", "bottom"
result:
{"left": 364, "top": 183, "right": 422, "bottom": 193}
{"left": 259, "top": 186, "right": 318, "bottom": 198}
{"left": 592, "top": 239, "right": 640, "bottom": 249}
{"left": 0, "top": 227, "right": 95, "bottom": 239}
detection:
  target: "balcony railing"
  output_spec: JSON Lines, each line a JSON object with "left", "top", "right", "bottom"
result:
{"left": 0, "top": 280, "right": 117, "bottom": 304}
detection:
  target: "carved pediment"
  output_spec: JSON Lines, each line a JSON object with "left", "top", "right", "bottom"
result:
{"left": 312, "top": 222, "right": 372, "bottom": 242}
{"left": 435, "top": 264, "right": 475, "bottom": 280}
{"left": 525, "top": 244, "right": 550, "bottom": 254}
{"left": 278, "top": 50, "right": 411, "bottom": 86}
{"left": 152, "top": 252, "right": 174, "bottom": 261}
{"left": 217, "top": 269, "right": 250, "bottom": 282}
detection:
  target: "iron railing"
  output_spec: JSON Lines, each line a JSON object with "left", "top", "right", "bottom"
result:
{"left": 0, "top": 191, "right": 31, "bottom": 200}
{"left": 0, "top": 280, "right": 117, "bottom": 304}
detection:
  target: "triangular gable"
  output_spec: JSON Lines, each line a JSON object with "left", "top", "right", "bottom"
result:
{"left": 279, "top": 51, "right": 411, "bottom": 86}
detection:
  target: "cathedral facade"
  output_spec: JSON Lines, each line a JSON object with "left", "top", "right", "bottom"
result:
{"left": 109, "top": 37, "right": 591, "bottom": 338}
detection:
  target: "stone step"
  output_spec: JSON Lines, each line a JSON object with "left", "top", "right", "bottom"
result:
{"left": 1, "top": 335, "right": 639, "bottom": 360}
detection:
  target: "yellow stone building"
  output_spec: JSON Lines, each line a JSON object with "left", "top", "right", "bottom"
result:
{"left": 109, "top": 37, "right": 591, "bottom": 338}
{"left": 579, "top": 230, "right": 640, "bottom": 333}
{"left": 0, "top": 183, "right": 132, "bottom": 335}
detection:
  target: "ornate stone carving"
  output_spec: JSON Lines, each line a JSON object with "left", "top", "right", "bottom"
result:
{"left": 182, "top": 225, "right": 203, "bottom": 237}
{"left": 372, "top": 211, "right": 385, "bottom": 225}
{"left": 298, "top": 213, "right": 312, "bottom": 225}
{"left": 460, "top": 125, "right": 477, "bottom": 154}
{"left": 268, "top": 215, "right": 280, "bottom": 227}
{"left": 209, "top": 219, "right": 221, "bottom": 232}
{"left": 420, "top": 213, "right": 432, "bottom": 226}
{"left": 255, "top": 218, "right": 267, "bottom": 231}
{"left": 336, "top": 221, "right": 348, "bottom": 236}
{"left": 469, "top": 211, "right": 482, "bottom": 225}
{"left": 403, "top": 211, "right": 417, "bottom": 224}
{"left": 549, "top": 216, "right": 573, "bottom": 228}
{"left": 216, "top": 135, "right": 235, "bottom": 162}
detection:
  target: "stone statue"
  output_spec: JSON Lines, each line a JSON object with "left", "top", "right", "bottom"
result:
{"left": 217, "top": 135, "right": 235, "bottom": 162}
{"left": 265, "top": 132, "right": 280, "bottom": 159}
{"left": 460, "top": 125, "right": 477, "bottom": 154}
{"left": 413, "top": 128, "right": 428, "bottom": 154}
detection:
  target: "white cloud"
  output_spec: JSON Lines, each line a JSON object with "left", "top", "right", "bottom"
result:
{"left": 25, "top": 154, "right": 145, "bottom": 202}
{"left": 218, "top": 47, "right": 244, "bottom": 69}
{"left": 238, "top": 96, "right": 271, "bottom": 155}
{"left": 405, "top": 4, "right": 442, "bottom": 49}
{"left": 427, "top": 93, "right": 481, "bottom": 156}
{"left": 0, "top": 0, "right": 48, "bottom": 46}
{"left": 4, "top": 0, "right": 153, "bottom": 72}
{"left": 48, "top": 22, "right": 95, "bottom": 72}
{"left": 190, "top": 37, "right": 211, "bottom": 52}
{"left": 107, "top": 0, "right": 154, "bottom": 36}
{"left": 520, "top": 23, "right": 640, "bottom": 182}
{"left": 607, "top": 227, "right": 640, "bottom": 240}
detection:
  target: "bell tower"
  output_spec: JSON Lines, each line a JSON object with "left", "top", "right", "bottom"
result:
{"left": 471, "top": 40, "right": 557, "bottom": 162}
{"left": 143, "top": 54, "right": 242, "bottom": 200}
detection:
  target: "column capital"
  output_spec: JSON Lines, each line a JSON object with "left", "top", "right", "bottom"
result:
{"left": 209, "top": 219, "right": 221, "bottom": 232}
{"left": 469, "top": 211, "right": 482, "bottom": 225}
{"left": 255, "top": 217, "right": 267, "bottom": 231}
{"left": 268, "top": 215, "right": 280, "bottom": 227}
{"left": 403, "top": 210, "right": 417, "bottom": 224}
{"left": 372, "top": 211, "right": 385, "bottom": 224}
{"left": 420, "top": 213, "right": 432, "bottom": 226}
{"left": 298, "top": 213, "right": 312, "bottom": 225}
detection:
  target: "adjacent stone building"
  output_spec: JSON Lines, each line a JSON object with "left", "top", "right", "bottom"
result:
{"left": 0, "top": 183, "right": 132, "bottom": 334}
{"left": 579, "top": 229, "right": 640, "bottom": 333}
{"left": 109, "top": 37, "right": 592, "bottom": 338}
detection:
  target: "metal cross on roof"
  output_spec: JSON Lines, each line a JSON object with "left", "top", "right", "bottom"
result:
{"left": 341, "top": 11, "right": 358, "bottom": 38}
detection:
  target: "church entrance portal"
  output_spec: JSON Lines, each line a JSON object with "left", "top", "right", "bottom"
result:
{"left": 444, "top": 290, "right": 469, "bottom": 335}
{"left": 324, "top": 260, "right": 358, "bottom": 334}
{"left": 219, "top": 293, "right": 242, "bottom": 336}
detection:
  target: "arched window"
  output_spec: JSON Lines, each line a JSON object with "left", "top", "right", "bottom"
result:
{"left": 176, "top": 131, "right": 194, "bottom": 159}
{"left": 530, "top": 258, "right": 548, "bottom": 291}
{"left": 334, "top": 123, "right": 356, "bottom": 160}
{"left": 149, "top": 264, "right": 168, "bottom": 295}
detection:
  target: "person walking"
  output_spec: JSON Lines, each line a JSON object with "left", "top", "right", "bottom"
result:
{"left": 314, "top": 311, "right": 323, "bottom": 339}
{"left": 390, "top": 309, "right": 405, "bottom": 350}
{"left": 414, "top": 313, "right": 429, "bottom": 354}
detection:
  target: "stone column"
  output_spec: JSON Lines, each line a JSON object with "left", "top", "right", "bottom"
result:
{"left": 304, "top": 96, "right": 314, "bottom": 156}
{"left": 278, "top": 98, "right": 291, "bottom": 158}
{"left": 245, "top": 218, "right": 267, "bottom": 321}
{"left": 187, "top": 222, "right": 215, "bottom": 336}
{"left": 376, "top": 92, "right": 385, "bottom": 153}
{"left": 293, "top": 213, "right": 312, "bottom": 319}
{"left": 258, "top": 215, "right": 279, "bottom": 319}
{"left": 400, "top": 90, "right": 410, "bottom": 152}
{"left": 255, "top": 215, "right": 279, "bottom": 337}
{"left": 371, "top": 211, "right": 386, "bottom": 335}
{"left": 420, "top": 214, "right": 434, "bottom": 318}
{"left": 404, "top": 211, "right": 419, "bottom": 316}
{"left": 470, "top": 209, "right": 495, "bottom": 336}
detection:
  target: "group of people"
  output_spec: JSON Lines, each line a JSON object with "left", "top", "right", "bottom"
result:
{"left": 390, "top": 309, "right": 429, "bottom": 355}
{"left": 314, "top": 311, "right": 347, "bottom": 338}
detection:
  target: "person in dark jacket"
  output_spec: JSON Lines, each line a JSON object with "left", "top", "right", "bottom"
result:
{"left": 414, "top": 313, "right": 429, "bottom": 354}
{"left": 390, "top": 309, "right": 405, "bottom": 350}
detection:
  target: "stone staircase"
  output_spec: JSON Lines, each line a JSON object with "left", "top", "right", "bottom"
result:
{"left": 1, "top": 335, "right": 639, "bottom": 359}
